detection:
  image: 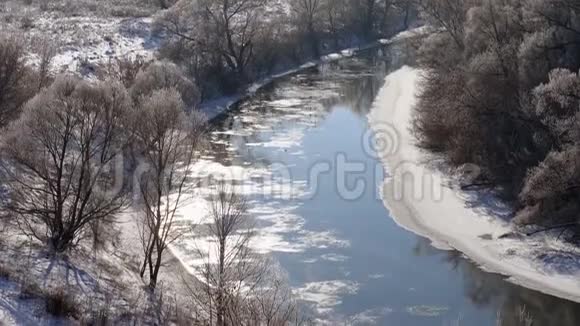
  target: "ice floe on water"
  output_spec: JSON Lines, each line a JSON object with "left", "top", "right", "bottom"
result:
{"left": 320, "top": 253, "right": 350, "bottom": 262}
{"left": 295, "top": 280, "right": 360, "bottom": 315}
{"left": 348, "top": 306, "right": 394, "bottom": 325}
{"left": 169, "top": 59, "right": 393, "bottom": 320}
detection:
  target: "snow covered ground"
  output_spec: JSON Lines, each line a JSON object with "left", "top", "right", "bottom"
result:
{"left": 368, "top": 67, "right": 580, "bottom": 303}
{"left": 1, "top": 0, "right": 158, "bottom": 76}
{"left": 25, "top": 15, "right": 157, "bottom": 74}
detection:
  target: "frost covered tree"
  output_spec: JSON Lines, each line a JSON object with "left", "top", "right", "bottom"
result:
{"left": 413, "top": 0, "right": 580, "bottom": 233}
{"left": 515, "top": 69, "right": 580, "bottom": 228}
{"left": 132, "top": 88, "right": 205, "bottom": 290}
{"left": 130, "top": 60, "right": 200, "bottom": 107}
{"left": 184, "top": 185, "right": 303, "bottom": 325}
{"left": 191, "top": 186, "right": 256, "bottom": 325}
{"left": 0, "top": 76, "right": 131, "bottom": 252}
{"left": 413, "top": 0, "right": 467, "bottom": 47}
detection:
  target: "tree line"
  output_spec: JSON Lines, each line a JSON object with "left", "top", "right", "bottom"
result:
{"left": 0, "top": 0, "right": 420, "bottom": 322}
{"left": 0, "top": 40, "right": 303, "bottom": 322}
{"left": 412, "top": 0, "right": 580, "bottom": 239}
{"left": 156, "top": 0, "right": 415, "bottom": 98}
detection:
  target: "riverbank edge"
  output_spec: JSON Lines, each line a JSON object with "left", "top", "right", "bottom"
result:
{"left": 368, "top": 67, "right": 580, "bottom": 304}
{"left": 200, "top": 26, "right": 430, "bottom": 123}
{"left": 159, "top": 28, "right": 433, "bottom": 306}
{"left": 168, "top": 26, "right": 432, "bottom": 266}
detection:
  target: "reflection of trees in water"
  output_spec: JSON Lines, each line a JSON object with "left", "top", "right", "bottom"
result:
{"left": 413, "top": 237, "right": 580, "bottom": 326}
{"left": 208, "top": 52, "right": 397, "bottom": 165}
{"left": 335, "top": 71, "right": 386, "bottom": 116}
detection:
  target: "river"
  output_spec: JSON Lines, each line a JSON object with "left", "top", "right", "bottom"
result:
{"left": 172, "top": 43, "right": 580, "bottom": 325}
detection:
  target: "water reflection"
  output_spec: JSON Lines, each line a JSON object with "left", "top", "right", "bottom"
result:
{"left": 414, "top": 237, "right": 580, "bottom": 325}
{"left": 211, "top": 51, "right": 395, "bottom": 167}
{"left": 183, "top": 41, "right": 580, "bottom": 324}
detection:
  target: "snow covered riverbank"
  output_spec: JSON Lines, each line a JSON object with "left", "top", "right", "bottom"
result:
{"left": 368, "top": 67, "right": 580, "bottom": 303}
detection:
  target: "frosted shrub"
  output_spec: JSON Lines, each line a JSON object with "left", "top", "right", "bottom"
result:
{"left": 131, "top": 60, "right": 201, "bottom": 107}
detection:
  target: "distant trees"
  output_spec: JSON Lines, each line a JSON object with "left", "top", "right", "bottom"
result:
{"left": 131, "top": 88, "right": 205, "bottom": 290}
{"left": 158, "top": 0, "right": 269, "bottom": 86}
{"left": 413, "top": 0, "right": 580, "bottom": 235}
{"left": 130, "top": 60, "right": 201, "bottom": 107}
{"left": 0, "top": 76, "right": 131, "bottom": 252}
{"left": 413, "top": 0, "right": 466, "bottom": 47}
{"left": 156, "top": 0, "right": 416, "bottom": 97}
{"left": 203, "top": 0, "right": 268, "bottom": 79}
{"left": 0, "top": 35, "right": 34, "bottom": 127}
{"left": 292, "top": 0, "right": 324, "bottom": 56}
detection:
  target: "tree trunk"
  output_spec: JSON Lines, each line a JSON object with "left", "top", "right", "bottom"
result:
{"left": 308, "top": 23, "right": 320, "bottom": 57}
{"left": 50, "top": 229, "right": 75, "bottom": 253}
{"left": 217, "top": 238, "right": 226, "bottom": 326}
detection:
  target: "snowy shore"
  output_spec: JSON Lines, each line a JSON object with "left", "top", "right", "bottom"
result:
{"left": 368, "top": 67, "right": 580, "bottom": 303}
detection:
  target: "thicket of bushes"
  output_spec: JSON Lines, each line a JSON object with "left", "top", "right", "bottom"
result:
{"left": 412, "top": 0, "right": 580, "bottom": 238}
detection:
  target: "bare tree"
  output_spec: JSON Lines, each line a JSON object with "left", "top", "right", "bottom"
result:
{"left": 185, "top": 185, "right": 310, "bottom": 324}
{"left": 201, "top": 0, "right": 269, "bottom": 79}
{"left": 185, "top": 184, "right": 269, "bottom": 325}
{"left": 322, "top": 0, "right": 347, "bottom": 48}
{"left": 106, "top": 56, "right": 149, "bottom": 89}
{"left": 130, "top": 60, "right": 201, "bottom": 107}
{"left": 158, "top": 0, "right": 269, "bottom": 80}
{"left": 0, "top": 35, "right": 30, "bottom": 126}
{"left": 0, "top": 76, "right": 131, "bottom": 252}
{"left": 33, "top": 39, "right": 56, "bottom": 92}
{"left": 292, "top": 0, "right": 324, "bottom": 57}
{"left": 132, "top": 88, "right": 205, "bottom": 290}
{"left": 247, "top": 267, "right": 308, "bottom": 326}
{"left": 413, "top": 0, "right": 467, "bottom": 48}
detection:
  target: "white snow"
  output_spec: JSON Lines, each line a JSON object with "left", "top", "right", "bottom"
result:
{"left": 294, "top": 280, "right": 359, "bottom": 315}
{"left": 378, "top": 26, "right": 433, "bottom": 45}
{"left": 24, "top": 15, "right": 157, "bottom": 75}
{"left": 368, "top": 66, "right": 580, "bottom": 303}
{"left": 167, "top": 159, "right": 350, "bottom": 277}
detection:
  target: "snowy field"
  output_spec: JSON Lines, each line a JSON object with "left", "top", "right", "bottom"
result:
{"left": 368, "top": 67, "right": 580, "bottom": 303}
{"left": 0, "top": 0, "right": 158, "bottom": 75}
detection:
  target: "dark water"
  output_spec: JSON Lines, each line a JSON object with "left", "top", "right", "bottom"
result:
{"left": 200, "top": 45, "right": 580, "bottom": 325}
